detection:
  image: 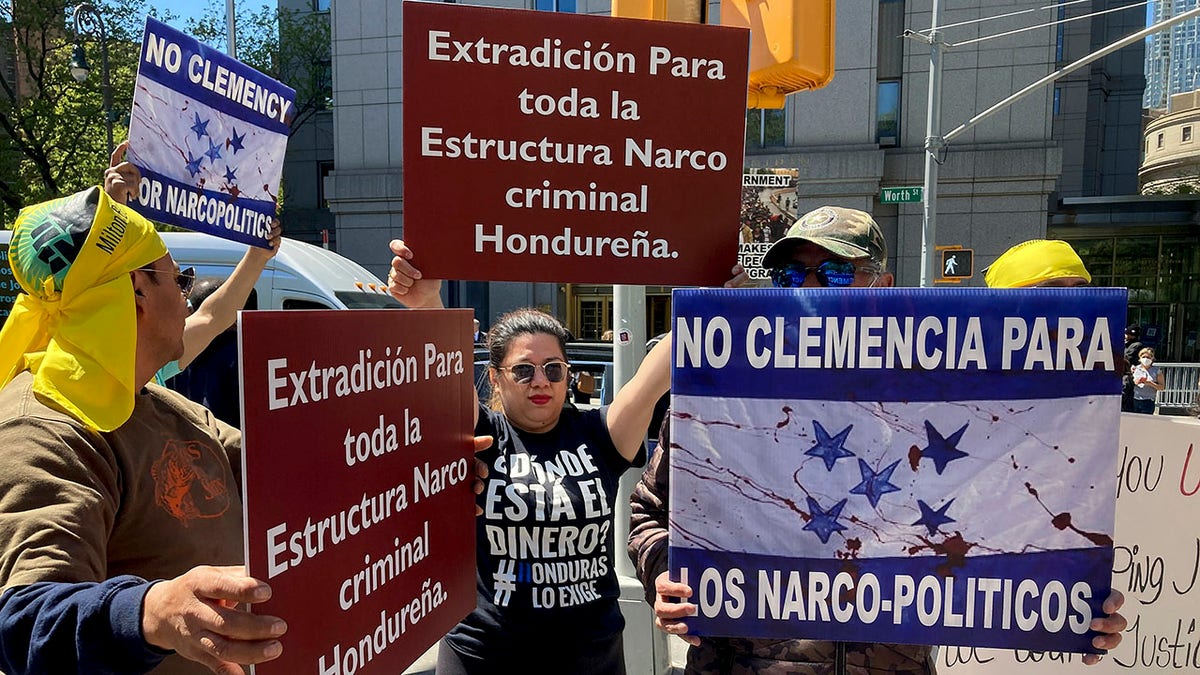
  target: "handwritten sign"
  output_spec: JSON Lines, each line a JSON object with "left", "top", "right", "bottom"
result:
{"left": 940, "top": 413, "right": 1200, "bottom": 671}
{"left": 240, "top": 309, "right": 476, "bottom": 674}
{"left": 669, "top": 288, "right": 1126, "bottom": 653}
{"left": 127, "top": 18, "right": 294, "bottom": 247}
{"left": 402, "top": 2, "right": 748, "bottom": 286}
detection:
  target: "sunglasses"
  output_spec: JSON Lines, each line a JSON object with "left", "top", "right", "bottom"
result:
{"left": 497, "top": 361, "right": 569, "bottom": 384}
{"left": 138, "top": 266, "right": 196, "bottom": 296}
{"left": 769, "top": 260, "right": 877, "bottom": 288}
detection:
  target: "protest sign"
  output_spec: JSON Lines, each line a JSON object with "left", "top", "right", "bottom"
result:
{"left": 669, "top": 287, "right": 1126, "bottom": 653}
{"left": 127, "top": 18, "right": 294, "bottom": 247}
{"left": 739, "top": 169, "right": 798, "bottom": 284}
{"left": 402, "top": 2, "right": 748, "bottom": 286}
{"left": 940, "top": 413, "right": 1200, "bottom": 672}
{"left": 240, "top": 309, "right": 475, "bottom": 674}
{"left": 0, "top": 245, "right": 14, "bottom": 327}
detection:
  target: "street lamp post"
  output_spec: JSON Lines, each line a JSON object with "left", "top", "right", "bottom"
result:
{"left": 69, "top": 2, "right": 113, "bottom": 155}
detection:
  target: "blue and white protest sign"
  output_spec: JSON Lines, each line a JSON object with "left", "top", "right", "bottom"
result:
{"left": 669, "top": 288, "right": 1126, "bottom": 653}
{"left": 127, "top": 18, "right": 294, "bottom": 247}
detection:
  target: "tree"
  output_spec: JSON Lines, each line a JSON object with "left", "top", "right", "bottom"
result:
{"left": 0, "top": 0, "right": 328, "bottom": 220}
{"left": 184, "top": 3, "right": 330, "bottom": 138}
{"left": 0, "top": 0, "right": 156, "bottom": 218}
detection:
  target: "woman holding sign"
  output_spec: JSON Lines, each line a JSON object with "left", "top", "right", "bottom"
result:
{"left": 386, "top": 239, "right": 745, "bottom": 675}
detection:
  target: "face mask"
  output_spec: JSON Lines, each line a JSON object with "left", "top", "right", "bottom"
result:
{"left": 1140, "top": 357, "right": 1153, "bottom": 367}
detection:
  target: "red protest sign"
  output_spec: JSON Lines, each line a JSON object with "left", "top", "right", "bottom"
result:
{"left": 240, "top": 309, "right": 476, "bottom": 674}
{"left": 402, "top": 2, "right": 749, "bottom": 286}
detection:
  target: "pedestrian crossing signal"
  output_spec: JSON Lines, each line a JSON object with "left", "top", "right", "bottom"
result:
{"left": 941, "top": 249, "right": 973, "bottom": 279}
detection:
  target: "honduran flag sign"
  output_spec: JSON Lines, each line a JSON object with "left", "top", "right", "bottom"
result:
{"left": 126, "top": 18, "right": 294, "bottom": 248}
{"left": 669, "top": 287, "right": 1126, "bottom": 653}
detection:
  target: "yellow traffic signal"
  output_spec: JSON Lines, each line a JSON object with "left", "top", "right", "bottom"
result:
{"left": 611, "top": 0, "right": 703, "bottom": 23}
{"left": 722, "top": 0, "right": 836, "bottom": 108}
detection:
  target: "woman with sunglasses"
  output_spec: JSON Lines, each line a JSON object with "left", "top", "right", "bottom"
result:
{"left": 387, "top": 239, "right": 745, "bottom": 675}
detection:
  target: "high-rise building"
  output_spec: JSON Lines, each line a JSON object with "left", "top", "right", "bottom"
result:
{"left": 1144, "top": 0, "right": 1200, "bottom": 109}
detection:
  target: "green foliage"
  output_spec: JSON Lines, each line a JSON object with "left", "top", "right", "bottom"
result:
{"left": 0, "top": 0, "right": 153, "bottom": 217}
{"left": 184, "top": 3, "right": 330, "bottom": 137}
{"left": 0, "top": 0, "right": 327, "bottom": 221}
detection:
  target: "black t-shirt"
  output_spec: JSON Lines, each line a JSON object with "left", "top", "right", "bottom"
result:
{"left": 445, "top": 404, "right": 644, "bottom": 661}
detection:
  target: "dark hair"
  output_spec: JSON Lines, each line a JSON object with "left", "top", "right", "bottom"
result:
{"left": 186, "top": 278, "right": 257, "bottom": 313}
{"left": 188, "top": 278, "right": 223, "bottom": 307}
{"left": 485, "top": 309, "right": 571, "bottom": 409}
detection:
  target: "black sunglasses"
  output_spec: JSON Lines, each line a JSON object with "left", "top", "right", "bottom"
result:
{"left": 497, "top": 361, "right": 569, "bottom": 384}
{"left": 769, "top": 260, "right": 877, "bottom": 288}
{"left": 139, "top": 266, "right": 196, "bottom": 296}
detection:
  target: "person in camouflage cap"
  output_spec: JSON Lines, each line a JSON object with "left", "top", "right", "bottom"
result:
{"left": 628, "top": 206, "right": 1127, "bottom": 674}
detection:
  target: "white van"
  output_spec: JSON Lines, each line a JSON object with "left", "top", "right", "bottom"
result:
{"left": 161, "top": 232, "right": 400, "bottom": 310}
{"left": 0, "top": 230, "right": 399, "bottom": 313}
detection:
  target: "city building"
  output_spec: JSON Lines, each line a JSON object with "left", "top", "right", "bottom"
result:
{"left": 1144, "top": 0, "right": 1200, "bottom": 110}
{"left": 318, "top": 0, "right": 1199, "bottom": 359}
{"left": 278, "top": 0, "right": 335, "bottom": 248}
{"left": 1140, "top": 89, "right": 1200, "bottom": 193}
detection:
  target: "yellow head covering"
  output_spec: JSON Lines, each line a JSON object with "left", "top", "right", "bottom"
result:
{"left": 984, "top": 239, "right": 1092, "bottom": 288}
{"left": 0, "top": 188, "right": 167, "bottom": 431}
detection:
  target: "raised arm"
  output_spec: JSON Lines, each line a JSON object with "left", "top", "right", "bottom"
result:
{"left": 103, "top": 141, "right": 140, "bottom": 205}
{"left": 605, "top": 334, "right": 672, "bottom": 463}
{"left": 605, "top": 263, "right": 747, "bottom": 462}
{"left": 387, "top": 239, "right": 444, "bottom": 309}
{"left": 178, "top": 221, "right": 282, "bottom": 370}
{"left": 386, "top": 239, "right": 479, "bottom": 422}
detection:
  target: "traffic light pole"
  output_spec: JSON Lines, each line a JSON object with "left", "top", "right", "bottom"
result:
{"left": 919, "top": 0, "right": 944, "bottom": 288}
{"left": 942, "top": 6, "right": 1200, "bottom": 145}
{"left": 917, "top": 4, "right": 1200, "bottom": 286}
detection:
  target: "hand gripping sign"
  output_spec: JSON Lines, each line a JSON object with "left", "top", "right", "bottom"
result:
{"left": 668, "top": 287, "right": 1125, "bottom": 654}
{"left": 127, "top": 18, "right": 294, "bottom": 248}
{"left": 240, "top": 309, "right": 477, "bottom": 674}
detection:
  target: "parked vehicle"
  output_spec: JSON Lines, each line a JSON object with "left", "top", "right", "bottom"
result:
{"left": 161, "top": 232, "right": 399, "bottom": 310}
{"left": 0, "top": 230, "right": 399, "bottom": 314}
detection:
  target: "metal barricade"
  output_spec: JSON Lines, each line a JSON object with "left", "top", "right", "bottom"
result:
{"left": 1156, "top": 362, "right": 1200, "bottom": 410}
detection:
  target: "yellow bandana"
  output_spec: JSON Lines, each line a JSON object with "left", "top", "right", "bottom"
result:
{"left": 0, "top": 188, "right": 167, "bottom": 431}
{"left": 984, "top": 239, "right": 1092, "bottom": 289}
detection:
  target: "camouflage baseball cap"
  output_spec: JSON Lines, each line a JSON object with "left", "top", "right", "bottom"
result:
{"left": 761, "top": 206, "right": 888, "bottom": 270}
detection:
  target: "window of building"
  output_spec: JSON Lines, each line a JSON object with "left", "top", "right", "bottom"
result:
{"left": 877, "top": 80, "right": 901, "bottom": 146}
{"left": 1053, "top": 87, "right": 1061, "bottom": 116}
{"left": 1055, "top": 2, "right": 1066, "bottom": 62}
{"left": 745, "top": 108, "right": 785, "bottom": 149}
{"left": 877, "top": 0, "right": 904, "bottom": 80}
{"left": 536, "top": 0, "right": 576, "bottom": 11}
{"left": 314, "top": 0, "right": 330, "bottom": 12}
{"left": 1060, "top": 233, "right": 1200, "bottom": 361}
{"left": 1184, "top": 126, "right": 1193, "bottom": 143}
{"left": 1158, "top": 132, "right": 1165, "bottom": 148}
{"left": 316, "top": 58, "right": 332, "bottom": 110}
{"left": 575, "top": 296, "right": 612, "bottom": 340}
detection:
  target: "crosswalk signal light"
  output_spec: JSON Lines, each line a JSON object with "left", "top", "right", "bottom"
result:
{"left": 722, "top": 0, "right": 836, "bottom": 109}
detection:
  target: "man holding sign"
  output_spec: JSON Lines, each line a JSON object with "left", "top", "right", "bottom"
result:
{"left": 0, "top": 186, "right": 286, "bottom": 674}
{"left": 126, "top": 18, "right": 293, "bottom": 248}
{"left": 629, "top": 207, "right": 1127, "bottom": 673}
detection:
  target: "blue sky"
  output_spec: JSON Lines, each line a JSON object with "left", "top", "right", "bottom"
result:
{"left": 151, "top": 0, "right": 216, "bottom": 25}
{"left": 143, "top": 0, "right": 275, "bottom": 52}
